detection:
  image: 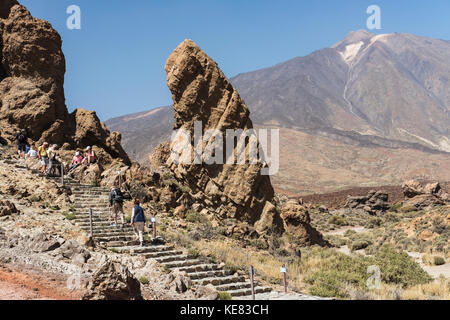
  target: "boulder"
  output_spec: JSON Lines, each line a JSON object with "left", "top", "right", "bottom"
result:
{"left": 280, "top": 201, "right": 329, "bottom": 247}
{"left": 149, "top": 141, "right": 171, "bottom": 171}
{"left": 0, "top": 200, "right": 19, "bottom": 216}
{"left": 166, "top": 270, "right": 192, "bottom": 293}
{"left": 195, "top": 284, "right": 219, "bottom": 300}
{"left": 345, "top": 190, "right": 389, "bottom": 214}
{"left": 254, "top": 201, "right": 283, "bottom": 235}
{"left": 164, "top": 39, "right": 276, "bottom": 225}
{"left": 402, "top": 194, "right": 445, "bottom": 210}
{"left": 401, "top": 180, "right": 449, "bottom": 207}
{"left": 402, "top": 180, "right": 425, "bottom": 198}
{"left": 82, "top": 261, "right": 143, "bottom": 300}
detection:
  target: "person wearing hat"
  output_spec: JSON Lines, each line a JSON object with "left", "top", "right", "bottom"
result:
{"left": 82, "top": 146, "right": 97, "bottom": 166}
{"left": 37, "top": 142, "right": 49, "bottom": 174}
{"left": 69, "top": 151, "right": 83, "bottom": 172}
{"left": 109, "top": 185, "right": 125, "bottom": 229}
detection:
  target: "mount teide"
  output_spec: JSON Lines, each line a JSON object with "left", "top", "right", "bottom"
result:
{"left": 107, "top": 30, "right": 450, "bottom": 195}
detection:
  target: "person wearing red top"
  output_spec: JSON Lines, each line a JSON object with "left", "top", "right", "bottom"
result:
{"left": 82, "top": 146, "right": 98, "bottom": 166}
{"left": 69, "top": 151, "right": 83, "bottom": 172}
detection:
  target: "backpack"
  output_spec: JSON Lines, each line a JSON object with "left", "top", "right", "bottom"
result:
{"left": 113, "top": 188, "right": 124, "bottom": 203}
{"left": 18, "top": 133, "right": 26, "bottom": 143}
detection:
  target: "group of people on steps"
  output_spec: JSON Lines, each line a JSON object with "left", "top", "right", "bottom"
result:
{"left": 16, "top": 128, "right": 148, "bottom": 246}
{"left": 15, "top": 129, "right": 98, "bottom": 176}
{"left": 109, "top": 186, "right": 147, "bottom": 247}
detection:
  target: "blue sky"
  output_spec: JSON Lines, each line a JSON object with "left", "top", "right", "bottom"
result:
{"left": 20, "top": 0, "right": 450, "bottom": 121}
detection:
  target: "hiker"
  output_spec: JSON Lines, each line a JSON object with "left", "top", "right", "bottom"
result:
{"left": 15, "top": 129, "right": 28, "bottom": 158}
{"left": 47, "top": 144, "right": 63, "bottom": 176}
{"left": 109, "top": 186, "right": 125, "bottom": 229}
{"left": 69, "top": 151, "right": 83, "bottom": 172}
{"left": 37, "top": 142, "right": 49, "bottom": 174}
{"left": 130, "top": 199, "right": 146, "bottom": 247}
{"left": 82, "top": 146, "right": 97, "bottom": 166}
{"left": 25, "top": 145, "right": 38, "bottom": 159}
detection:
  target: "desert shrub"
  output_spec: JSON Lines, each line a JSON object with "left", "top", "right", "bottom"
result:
{"left": 366, "top": 217, "right": 382, "bottom": 229}
{"left": 224, "top": 262, "right": 239, "bottom": 274}
{"left": 139, "top": 277, "right": 149, "bottom": 285}
{"left": 388, "top": 203, "right": 403, "bottom": 213}
{"left": 344, "top": 230, "right": 357, "bottom": 237}
{"left": 328, "top": 215, "right": 347, "bottom": 226}
{"left": 250, "top": 239, "right": 269, "bottom": 250}
{"left": 187, "top": 247, "right": 200, "bottom": 258}
{"left": 29, "top": 195, "right": 41, "bottom": 202}
{"left": 433, "top": 256, "right": 445, "bottom": 266}
{"left": 350, "top": 240, "right": 371, "bottom": 251}
{"left": 304, "top": 246, "right": 432, "bottom": 298}
{"left": 384, "top": 212, "right": 400, "bottom": 223}
{"left": 218, "top": 292, "right": 232, "bottom": 300}
{"left": 186, "top": 210, "right": 205, "bottom": 223}
{"left": 304, "top": 250, "right": 372, "bottom": 298}
{"left": 62, "top": 212, "right": 76, "bottom": 221}
{"left": 373, "top": 246, "right": 433, "bottom": 288}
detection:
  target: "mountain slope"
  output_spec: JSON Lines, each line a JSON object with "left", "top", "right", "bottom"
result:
{"left": 231, "top": 30, "right": 450, "bottom": 151}
{"left": 106, "top": 30, "right": 450, "bottom": 194}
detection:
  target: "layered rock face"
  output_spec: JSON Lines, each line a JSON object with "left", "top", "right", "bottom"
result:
{"left": 164, "top": 40, "right": 275, "bottom": 224}
{"left": 402, "top": 180, "right": 449, "bottom": 209}
{"left": 0, "top": 2, "right": 130, "bottom": 165}
{"left": 345, "top": 190, "right": 390, "bottom": 215}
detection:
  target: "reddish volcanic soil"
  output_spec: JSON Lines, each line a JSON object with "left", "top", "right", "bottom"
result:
{"left": 0, "top": 265, "right": 83, "bottom": 300}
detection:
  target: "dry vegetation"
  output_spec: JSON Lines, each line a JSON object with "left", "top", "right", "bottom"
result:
{"left": 146, "top": 200, "right": 449, "bottom": 300}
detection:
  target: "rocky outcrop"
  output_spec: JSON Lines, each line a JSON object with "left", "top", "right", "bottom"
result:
{"left": 0, "top": 200, "right": 19, "bottom": 216}
{"left": 149, "top": 141, "right": 171, "bottom": 170}
{"left": 82, "top": 261, "right": 143, "bottom": 300}
{"left": 0, "top": 2, "right": 130, "bottom": 165}
{"left": 402, "top": 180, "right": 449, "bottom": 209}
{"left": 280, "top": 201, "right": 329, "bottom": 247}
{"left": 345, "top": 190, "right": 390, "bottom": 215}
{"left": 164, "top": 39, "right": 276, "bottom": 225}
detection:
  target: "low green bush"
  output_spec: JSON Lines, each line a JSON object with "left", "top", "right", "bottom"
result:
{"left": 328, "top": 215, "right": 347, "bottom": 226}
{"left": 139, "top": 277, "right": 149, "bottom": 285}
{"left": 433, "top": 256, "right": 445, "bottom": 266}
{"left": 218, "top": 292, "right": 232, "bottom": 300}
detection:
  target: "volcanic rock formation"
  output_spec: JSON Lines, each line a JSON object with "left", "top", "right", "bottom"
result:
{"left": 164, "top": 39, "right": 275, "bottom": 224}
{"left": 0, "top": 2, "right": 130, "bottom": 165}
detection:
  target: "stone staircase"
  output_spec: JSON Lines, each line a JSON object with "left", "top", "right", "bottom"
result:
{"left": 68, "top": 182, "right": 272, "bottom": 297}
{"left": 1, "top": 155, "right": 272, "bottom": 298}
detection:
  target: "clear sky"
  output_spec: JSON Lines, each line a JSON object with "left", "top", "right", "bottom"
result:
{"left": 20, "top": 0, "right": 450, "bottom": 121}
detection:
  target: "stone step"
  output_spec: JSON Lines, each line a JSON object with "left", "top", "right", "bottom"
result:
{"left": 214, "top": 281, "right": 253, "bottom": 292}
{"left": 163, "top": 259, "right": 207, "bottom": 269}
{"left": 226, "top": 286, "right": 272, "bottom": 298}
{"left": 113, "top": 245, "right": 174, "bottom": 254}
{"left": 142, "top": 250, "right": 183, "bottom": 259}
{"left": 94, "top": 235, "right": 136, "bottom": 242}
{"left": 177, "top": 264, "right": 222, "bottom": 274}
{"left": 155, "top": 254, "right": 188, "bottom": 264}
{"left": 188, "top": 270, "right": 234, "bottom": 280}
{"left": 105, "top": 240, "right": 139, "bottom": 247}
{"left": 193, "top": 275, "right": 246, "bottom": 287}
{"left": 93, "top": 232, "right": 136, "bottom": 238}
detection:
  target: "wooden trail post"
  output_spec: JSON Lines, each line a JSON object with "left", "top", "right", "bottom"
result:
{"left": 249, "top": 266, "right": 255, "bottom": 300}
{"left": 151, "top": 217, "right": 156, "bottom": 239}
{"left": 89, "top": 208, "right": 93, "bottom": 240}
{"left": 281, "top": 265, "right": 287, "bottom": 293}
{"left": 60, "top": 163, "right": 64, "bottom": 186}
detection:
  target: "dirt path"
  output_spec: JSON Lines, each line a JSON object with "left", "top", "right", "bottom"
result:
{"left": 0, "top": 265, "right": 83, "bottom": 300}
